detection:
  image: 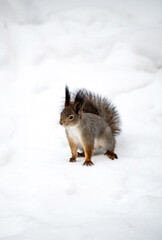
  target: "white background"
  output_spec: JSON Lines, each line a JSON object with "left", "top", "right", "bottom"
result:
{"left": 0, "top": 0, "right": 162, "bottom": 239}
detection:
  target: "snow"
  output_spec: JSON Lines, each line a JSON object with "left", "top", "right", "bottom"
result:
{"left": 0, "top": 0, "right": 162, "bottom": 239}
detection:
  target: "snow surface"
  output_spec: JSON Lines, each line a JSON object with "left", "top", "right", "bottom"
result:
{"left": 0, "top": 0, "right": 162, "bottom": 239}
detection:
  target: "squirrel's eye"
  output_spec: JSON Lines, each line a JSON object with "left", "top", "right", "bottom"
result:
{"left": 69, "top": 115, "right": 74, "bottom": 120}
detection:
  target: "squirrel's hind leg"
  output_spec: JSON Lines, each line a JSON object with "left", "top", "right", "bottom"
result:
{"left": 104, "top": 150, "right": 118, "bottom": 160}
{"left": 77, "top": 152, "right": 85, "bottom": 158}
{"left": 103, "top": 128, "right": 117, "bottom": 160}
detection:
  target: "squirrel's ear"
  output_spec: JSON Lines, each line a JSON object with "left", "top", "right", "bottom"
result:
{"left": 73, "top": 90, "right": 85, "bottom": 115}
{"left": 74, "top": 102, "right": 82, "bottom": 114}
{"left": 65, "top": 86, "right": 70, "bottom": 107}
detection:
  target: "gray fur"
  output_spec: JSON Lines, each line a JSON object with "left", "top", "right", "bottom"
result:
{"left": 78, "top": 113, "right": 115, "bottom": 151}
{"left": 60, "top": 87, "right": 120, "bottom": 154}
{"left": 72, "top": 89, "right": 121, "bottom": 136}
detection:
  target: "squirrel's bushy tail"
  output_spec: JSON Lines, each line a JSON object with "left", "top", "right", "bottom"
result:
{"left": 73, "top": 89, "right": 121, "bottom": 136}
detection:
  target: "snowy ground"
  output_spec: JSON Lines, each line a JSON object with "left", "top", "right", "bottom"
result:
{"left": 0, "top": 0, "right": 162, "bottom": 239}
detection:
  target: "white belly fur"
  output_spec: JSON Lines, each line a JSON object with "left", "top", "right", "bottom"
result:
{"left": 66, "top": 125, "right": 104, "bottom": 150}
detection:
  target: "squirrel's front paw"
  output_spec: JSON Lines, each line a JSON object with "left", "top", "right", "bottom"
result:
{"left": 69, "top": 157, "right": 76, "bottom": 162}
{"left": 83, "top": 160, "right": 94, "bottom": 166}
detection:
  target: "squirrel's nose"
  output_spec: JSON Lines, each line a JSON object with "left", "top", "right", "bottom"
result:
{"left": 60, "top": 119, "right": 63, "bottom": 125}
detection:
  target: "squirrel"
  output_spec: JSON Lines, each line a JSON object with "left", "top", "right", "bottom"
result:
{"left": 59, "top": 86, "right": 121, "bottom": 166}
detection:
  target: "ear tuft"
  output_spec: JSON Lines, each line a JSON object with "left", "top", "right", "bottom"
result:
{"left": 65, "top": 86, "right": 70, "bottom": 107}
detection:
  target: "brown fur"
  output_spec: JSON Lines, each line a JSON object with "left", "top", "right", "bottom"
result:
{"left": 82, "top": 143, "right": 94, "bottom": 166}
{"left": 68, "top": 137, "right": 78, "bottom": 162}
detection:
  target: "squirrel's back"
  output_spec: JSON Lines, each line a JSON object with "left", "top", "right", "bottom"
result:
{"left": 73, "top": 89, "right": 121, "bottom": 136}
